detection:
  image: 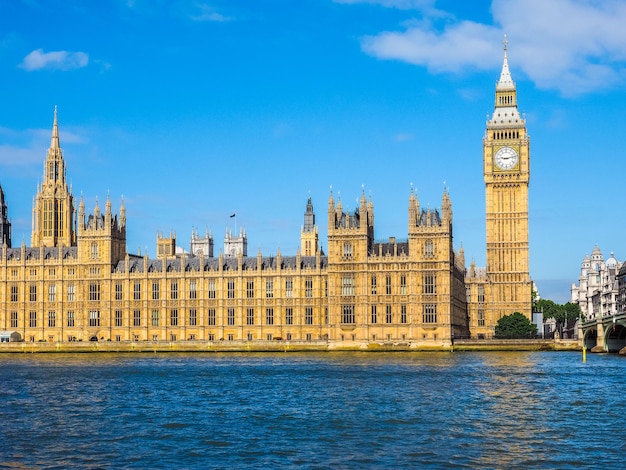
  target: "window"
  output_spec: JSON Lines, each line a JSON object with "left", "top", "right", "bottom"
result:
{"left": 246, "top": 280, "right": 255, "bottom": 298}
{"left": 91, "top": 242, "right": 98, "bottom": 259}
{"left": 29, "top": 285, "right": 37, "bottom": 302}
{"left": 247, "top": 332, "right": 253, "bottom": 341}
{"left": 423, "top": 304, "right": 437, "bottom": 323}
{"left": 208, "top": 334, "right": 215, "bottom": 341}
{"left": 306, "top": 333, "right": 312, "bottom": 341}
{"left": 466, "top": 286, "right": 471, "bottom": 303}
{"left": 246, "top": 308, "right": 254, "bottom": 325}
{"left": 325, "top": 280, "right": 328, "bottom": 298}
{"left": 227, "top": 334, "right": 234, "bottom": 341}
{"left": 189, "top": 281, "right": 197, "bottom": 299}
{"left": 266, "top": 308, "right": 274, "bottom": 325}
{"left": 325, "top": 308, "right": 329, "bottom": 325}
{"left": 208, "top": 280, "right": 216, "bottom": 299}
{"left": 133, "top": 282, "right": 141, "bottom": 300}
{"left": 305, "top": 278, "right": 313, "bottom": 298}
{"left": 10, "top": 311, "right": 18, "bottom": 328}
{"left": 478, "top": 285, "right": 485, "bottom": 303}
{"left": 342, "top": 305, "right": 355, "bottom": 324}
{"left": 189, "top": 309, "right": 197, "bottom": 326}
{"left": 267, "top": 334, "right": 273, "bottom": 341}
{"left": 67, "top": 311, "right": 75, "bottom": 327}
{"left": 89, "top": 310, "right": 100, "bottom": 327}
{"left": 170, "top": 309, "right": 178, "bottom": 326}
{"left": 344, "top": 242, "right": 352, "bottom": 257}
{"left": 305, "top": 307, "right": 313, "bottom": 325}
{"left": 171, "top": 281, "right": 178, "bottom": 300}
{"left": 371, "top": 275, "right": 377, "bottom": 295}
{"left": 49, "top": 268, "right": 55, "bottom": 277}
{"left": 10, "top": 285, "right": 18, "bottom": 302}
{"left": 68, "top": 284, "right": 76, "bottom": 302}
{"left": 286, "top": 333, "right": 292, "bottom": 341}
{"left": 133, "top": 310, "right": 141, "bottom": 326}
{"left": 401, "top": 305, "right": 407, "bottom": 324}
{"left": 342, "top": 275, "right": 354, "bottom": 295}
{"left": 208, "top": 309, "right": 216, "bottom": 326}
{"left": 266, "top": 279, "right": 274, "bottom": 298}
{"left": 115, "top": 310, "right": 122, "bottom": 327}
{"left": 371, "top": 305, "right": 377, "bottom": 324}
{"left": 400, "top": 275, "right": 407, "bottom": 295}
{"left": 89, "top": 283, "right": 100, "bottom": 301}
{"left": 227, "top": 308, "right": 235, "bottom": 326}
{"left": 29, "top": 311, "right": 37, "bottom": 328}
{"left": 423, "top": 273, "right": 436, "bottom": 294}
{"left": 285, "top": 308, "right": 293, "bottom": 325}
{"left": 386, "top": 275, "right": 392, "bottom": 295}
{"left": 478, "top": 309, "right": 485, "bottom": 327}
{"left": 48, "top": 311, "right": 56, "bottom": 328}
{"left": 386, "top": 305, "right": 392, "bottom": 324}
{"left": 152, "top": 310, "right": 159, "bottom": 326}
{"left": 152, "top": 282, "right": 160, "bottom": 300}
{"left": 285, "top": 278, "right": 293, "bottom": 298}
{"left": 115, "top": 283, "right": 122, "bottom": 301}
{"left": 227, "top": 280, "right": 235, "bottom": 299}
{"left": 48, "top": 285, "right": 56, "bottom": 302}
{"left": 425, "top": 240, "right": 434, "bottom": 257}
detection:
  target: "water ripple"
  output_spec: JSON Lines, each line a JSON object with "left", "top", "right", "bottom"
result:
{"left": 0, "top": 351, "right": 624, "bottom": 468}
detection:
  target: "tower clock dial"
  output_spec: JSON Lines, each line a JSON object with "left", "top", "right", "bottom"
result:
{"left": 494, "top": 146, "right": 519, "bottom": 170}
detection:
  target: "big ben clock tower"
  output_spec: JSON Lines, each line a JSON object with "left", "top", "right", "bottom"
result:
{"left": 484, "top": 37, "right": 532, "bottom": 326}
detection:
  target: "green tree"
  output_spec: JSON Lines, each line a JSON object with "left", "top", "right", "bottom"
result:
{"left": 494, "top": 312, "right": 538, "bottom": 339}
{"left": 562, "top": 302, "right": 582, "bottom": 322}
{"left": 535, "top": 299, "right": 582, "bottom": 324}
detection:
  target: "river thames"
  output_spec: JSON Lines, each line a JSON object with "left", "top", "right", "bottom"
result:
{"left": 0, "top": 351, "right": 623, "bottom": 469}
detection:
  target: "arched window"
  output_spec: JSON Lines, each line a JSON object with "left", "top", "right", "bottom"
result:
{"left": 91, "top": 242, "right": 98, "bottom": 259}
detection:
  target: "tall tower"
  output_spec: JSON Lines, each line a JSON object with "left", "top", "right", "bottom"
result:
{"left": 300, "top": 196, "right": 318, "bottom": 256}
{"left": 484, "top": 37, "right": 532, "bottom": 323}
{"left": 0, "top": 183, "right": 11, "bottom": 247}
{"left": 31, "top": 107, "right": 76, "bottom": 247}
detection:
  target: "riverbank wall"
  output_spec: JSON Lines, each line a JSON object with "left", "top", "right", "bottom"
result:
{"left": 0, "top": 339, "right": 580, "bottom": 353}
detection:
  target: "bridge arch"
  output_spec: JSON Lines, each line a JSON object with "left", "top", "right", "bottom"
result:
{"left": 604, "top": 323, "right": 626, "bottom": 353}
{"left": 583, "top": 328, "right": 597, "bottom": 351}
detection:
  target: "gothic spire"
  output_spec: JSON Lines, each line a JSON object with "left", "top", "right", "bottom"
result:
{"left": 497, "top": 35, "right": 515, "bottom": 90}
{"left": 51, "top": 105, "right": 60, "bottom": 150}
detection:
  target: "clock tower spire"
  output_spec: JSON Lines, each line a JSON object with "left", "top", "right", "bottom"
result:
{"left": 482, "top": 37, "right": 532, "bottom": 333}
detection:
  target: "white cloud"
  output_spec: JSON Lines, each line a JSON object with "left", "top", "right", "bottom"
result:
{"left": 351, "top": 0, "right": 626, "bottom": 95}
{"left": 334, "top": 0, "right": 435, "bottom": 9}
{"left": 189, "top": 3, "right": 231, "bottom": 22}
{"left": 0, "top": 125, "right": 86, "bottom": 166}
{"left": 19, "top": 49, "right": 89, "bottom": 71}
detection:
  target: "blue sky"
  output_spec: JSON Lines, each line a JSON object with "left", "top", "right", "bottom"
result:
{"left": 1, "top": 0, "right": 626, "bottom": 303}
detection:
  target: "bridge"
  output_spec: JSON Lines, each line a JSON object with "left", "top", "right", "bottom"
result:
{"left": 580, "top": 311, "right": 626, "bottom": 353}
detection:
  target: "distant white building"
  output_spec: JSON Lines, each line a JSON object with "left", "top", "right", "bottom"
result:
{"left": 571, "top": 246, "right": 620, "bottom": 320}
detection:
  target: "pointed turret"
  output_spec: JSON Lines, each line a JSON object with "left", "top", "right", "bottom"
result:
{"left": 31, "top": 108, "right": 76, "bottom": 247}
{"left": 496, "top": 36, "right": 515, "bottom": 90}
{"left": 490, "top": 35, "right": 521, "bottom": 124}
{"left": 0, "top": 183, "right": 11, "bottom": 248}
{"left": 51, "top": 105, "right": 60, "bottom": 150}
{"left": 301, "top": 195, "right": 319, "bottom": 256}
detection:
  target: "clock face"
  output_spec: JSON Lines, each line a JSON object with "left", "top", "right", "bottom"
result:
{"left": 494, "top": 146, "right": 519, "bottom": 170}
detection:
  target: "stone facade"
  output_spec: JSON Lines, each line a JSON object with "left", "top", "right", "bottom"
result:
{"left": 0, "top": 110, "right": 470, "bottom": 345}
{"left": 571, "top": 246, "right": 621, "bottom": 320}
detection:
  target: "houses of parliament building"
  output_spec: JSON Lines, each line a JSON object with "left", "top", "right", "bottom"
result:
{"left": 0, "top": 44, "right": 532, "bottom": 346}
